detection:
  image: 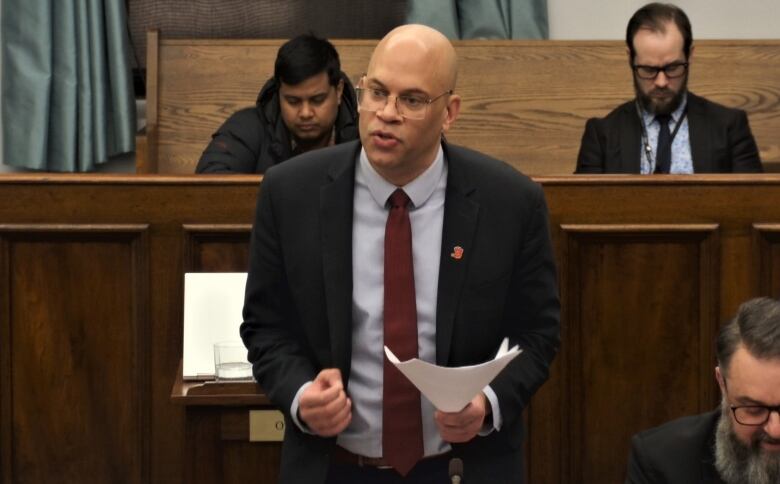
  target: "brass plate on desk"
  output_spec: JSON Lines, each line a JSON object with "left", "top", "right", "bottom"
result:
{"left": 249, "top": 410, "right": 285, "bottom": 442}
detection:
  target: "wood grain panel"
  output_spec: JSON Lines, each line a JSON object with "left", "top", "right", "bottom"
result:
{"left": 3, "top": 175, "right": 780, "bottom": 484}
{"left": 0, "top": 225, "right": 149, "bottom": 484}
{"left": 184, "top": 408, "right": 281, "bottom": 484}
{"left": 753, "top": 224, "right": 780, "bottom": 297}
{"left": 561, "top": 224, "right": 719, "bottom": 484}
{"left": 0, "top": 236, "right": 10, "bottom": 484}
{"left": 182, "top": 225, "right": 252, "bottom": 272}
{"left": 147, "top": 38, "right": 780, "bottom": 174}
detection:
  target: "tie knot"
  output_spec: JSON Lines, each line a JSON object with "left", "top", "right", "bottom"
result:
{"left": 655, "top": 114, "right": 672, "bottom": 127}
{"left": 388, "top": 189, "right": 411, "bottom": 209}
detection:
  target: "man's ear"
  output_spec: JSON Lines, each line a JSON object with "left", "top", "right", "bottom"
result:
{"left": 441, "top": 94, "right": 461, "bottom": 133}
{"left": 336, "top": 79, "right": 344, "bottom": 105}
{"left": 715, "top": 366, "right": 726, "bottom": 395}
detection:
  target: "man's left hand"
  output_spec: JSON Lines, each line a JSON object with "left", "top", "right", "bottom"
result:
{"left": 434, "top": 392, "right": 489, "bottom": 443}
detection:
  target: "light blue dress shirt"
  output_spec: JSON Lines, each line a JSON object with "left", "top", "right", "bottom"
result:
{"left": 639, "top": 93, "right": 693, "bottom": 174}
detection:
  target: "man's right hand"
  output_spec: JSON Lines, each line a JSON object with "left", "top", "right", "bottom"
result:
{"left": 299, "top": 368, "right": 352, "bottom": 437}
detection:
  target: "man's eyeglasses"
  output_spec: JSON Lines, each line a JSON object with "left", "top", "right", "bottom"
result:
{"left": 633, "top": 62, "right": 689, "bottom": 80}
{"left": 730, "top": 404, "right": 780, "bottom": 426}
{"left": 355, "top": 77, "right": 452, "bottom": 120}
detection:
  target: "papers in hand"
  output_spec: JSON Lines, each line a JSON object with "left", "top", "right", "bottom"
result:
{"left": 383, "top": 338, "right": 522, "bottom": 412}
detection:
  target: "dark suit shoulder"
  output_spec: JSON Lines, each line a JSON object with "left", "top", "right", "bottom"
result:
{"left": 634, "top": 410, "right": 718, "bottom": 448}
{"left": 627, "top": 410, "right": 720, "bottom": 484}
{"left": 591, "top": 99, "right": 638, "bottom": 127}
{"left": 687, "top": 92, "right": 746, "bottom": 119}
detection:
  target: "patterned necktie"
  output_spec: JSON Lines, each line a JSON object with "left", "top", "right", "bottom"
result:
{"left": 382, "top": 189, "right": 424, "bottom": 476}
{"left": 654, "top": 114, "right": 672, "bottom": 174}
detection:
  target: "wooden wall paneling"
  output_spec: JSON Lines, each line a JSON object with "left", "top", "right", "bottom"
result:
{"left": 182, "top": 407, "right": 281, "bottom": 484}
{"left": 219, "top": 409, "right": 281, "bottom": 484}
{"left": 0, "top": 225, "right": 150, "bottom": 484}
{"left": 3, "top": 175, "right": 780, "bottom": 483}
{"left": 1, "top": 236, "right": 10, "bottom": 484}
{"left": 559, "top": 224, "right": 719, "bottom": 484}
{"left": 182, "top": 225, "right": 252, "bottom": 273}
{"left": 753, "top": 224, "right": 780, "bottom": 297}
{"left": 149, "top": 218, "right": 186, "bottom": 484}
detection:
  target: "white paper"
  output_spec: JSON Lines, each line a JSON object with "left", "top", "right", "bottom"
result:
{"left": 384, "top": 338, "right": 522, "bottom": 412}
{"left": 182, "top": 272, "right": 248, "bottom": 380}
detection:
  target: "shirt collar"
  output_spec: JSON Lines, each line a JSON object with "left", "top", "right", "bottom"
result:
{"left": 641, "top": 91, "right": 688, "bottom": 127}
{"left": 358, "top": 144, "right": 445, "bottom": 210}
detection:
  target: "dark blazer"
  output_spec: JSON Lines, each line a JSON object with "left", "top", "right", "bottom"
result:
{"left": 575, "top": 92, "right": 762, "bottom": 173}
{"left": 240, "top": 140, "right": 560, "bottom": 484}
{"left": 626, "top": 410, "right": 725, "bottom": 484}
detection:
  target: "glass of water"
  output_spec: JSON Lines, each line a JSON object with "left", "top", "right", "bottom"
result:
{"left": 213, "top": 341, "right": 252, "bottom": 381}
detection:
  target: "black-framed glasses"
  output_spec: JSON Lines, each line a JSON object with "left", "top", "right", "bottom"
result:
{"left": 355, "top": 76, "right": 453, "bottom": 120}
{"left": 730, "top": 404, "right": 780, "bottom": 426}
{"left": 633, "top": 62, "right": 689, "bottom": 80}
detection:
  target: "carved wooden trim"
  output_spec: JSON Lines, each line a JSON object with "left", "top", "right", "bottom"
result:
{"left": 0, "top": 236, "right": 10, "bottom": 483}
{"left": 181, "top": 224, "right": 252, "bottom": 273}
{"left": 752, "top": 224, "right": 780, "bottom": 297}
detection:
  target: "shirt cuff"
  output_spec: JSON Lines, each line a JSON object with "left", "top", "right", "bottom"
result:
{"left": 479, "top": 385, "right": 502, "bottom": 436}
{"left": 290, "top": 381, "right": 314, "bottom": 434}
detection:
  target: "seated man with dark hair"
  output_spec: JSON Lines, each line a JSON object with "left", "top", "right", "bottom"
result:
{"left": 196, "top": 34, "right": 358, "bottom": 173}
{"left": 626, "top": 297, "right": 780, "bottom": 484}
{"left": 576, "top": 3, "right": 762, "bottom": 174}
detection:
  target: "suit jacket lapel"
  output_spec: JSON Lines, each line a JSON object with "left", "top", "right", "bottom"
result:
{"left": 619, "top": 103, "right": 643, "bottom": 173}
{"left": 436, "top": 145, "right": 479, "bottom": 365}
{"left": 687, "top": 94, "right": 710, "bottom": 173}
{"left": 320, "top": 150, "right": 357, "bottom": 381}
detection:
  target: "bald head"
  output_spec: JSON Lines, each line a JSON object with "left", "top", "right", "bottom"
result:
{"left": 369, "top": 24, "right": 458, "bottom": 92}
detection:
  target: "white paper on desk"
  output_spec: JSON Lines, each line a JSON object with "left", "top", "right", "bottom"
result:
{"left": 182, "top": 272, "right": 248, "bottom": 380}
{"left": 384, "top": 338, "right": 522, "bottom": 412}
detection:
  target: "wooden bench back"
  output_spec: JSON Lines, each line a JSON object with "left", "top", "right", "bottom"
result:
{"left": 140, "top": 31, "right": 780, "bottom": 174}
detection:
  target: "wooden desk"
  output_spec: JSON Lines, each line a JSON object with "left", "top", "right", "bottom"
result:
{"left": 171, "top": 366, "right": 281, "bottom": 484}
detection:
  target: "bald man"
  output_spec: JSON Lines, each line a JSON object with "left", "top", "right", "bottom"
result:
{"left": 240, "top": 25, "right": 560, "bottom": 484}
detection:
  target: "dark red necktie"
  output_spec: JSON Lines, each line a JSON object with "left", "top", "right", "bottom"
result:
{"left": 382, "top": 189, "right": 424, "bottom": 476}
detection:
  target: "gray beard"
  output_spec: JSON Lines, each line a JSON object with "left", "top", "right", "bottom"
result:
{"left": 714, "top": 402, "right": 780, "bottom": 484}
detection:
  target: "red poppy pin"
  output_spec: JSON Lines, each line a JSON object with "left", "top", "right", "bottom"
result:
{"left": 450, "top": 246, "right": 464, "bottom": 260}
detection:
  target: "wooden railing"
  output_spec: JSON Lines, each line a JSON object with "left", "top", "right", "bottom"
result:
{"left": 2, "top": 174, "right": 779, "bottom": 483}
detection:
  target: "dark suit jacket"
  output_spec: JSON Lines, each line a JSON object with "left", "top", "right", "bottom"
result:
{"left": 575, "top": 92, "right": 762, "bottom": 173}
{"left": 240, "top": 140, "right": 560, "bottom": 483}
{"left": 626, "top": 410, "right": 725, "bottom": 484}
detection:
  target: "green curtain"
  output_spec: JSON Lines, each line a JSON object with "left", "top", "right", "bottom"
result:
{"left": 2, "top": 0, "right": 135, "bottom": 172}
{"left": 407, "top": 0, "right": 548, "bottom": 39}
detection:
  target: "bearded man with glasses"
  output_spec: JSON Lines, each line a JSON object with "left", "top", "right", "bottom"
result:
{"left": 575, "top": 2, "right": 762, "bottom": 174}
{"left": 626, "top": 297, "right": 780, "bottom": 484}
